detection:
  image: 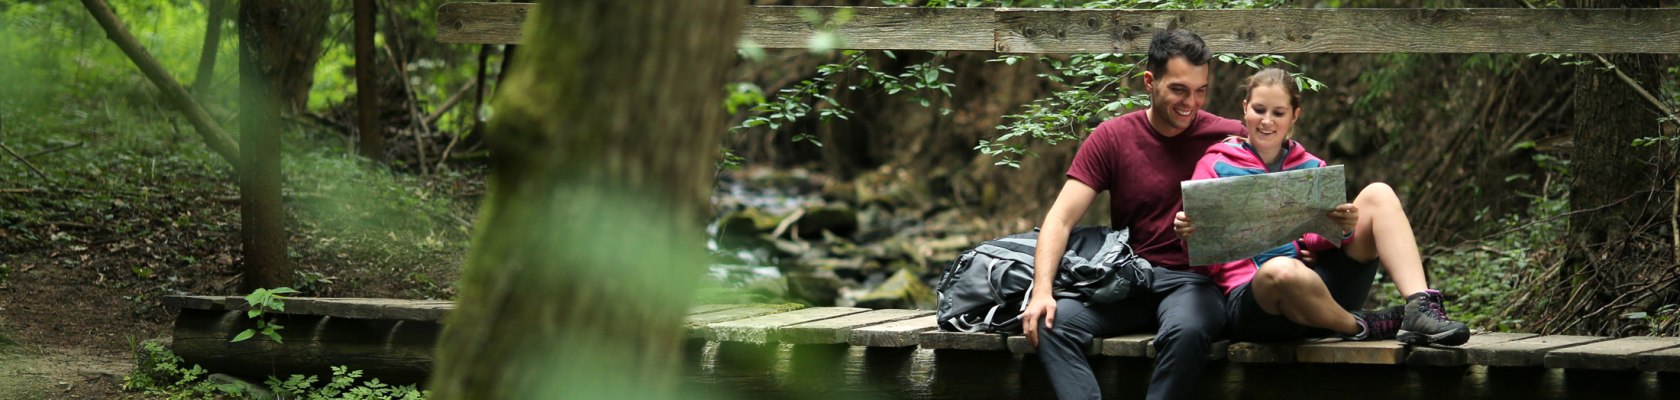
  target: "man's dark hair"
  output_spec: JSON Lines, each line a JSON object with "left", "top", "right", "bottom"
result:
{"left": 1146, "top": 29, "right": 1212, "bottom": 77}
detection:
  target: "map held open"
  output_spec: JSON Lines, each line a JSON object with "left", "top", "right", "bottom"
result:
{"left": 1180, "top": 165, "right": 1346, "bottom": 265}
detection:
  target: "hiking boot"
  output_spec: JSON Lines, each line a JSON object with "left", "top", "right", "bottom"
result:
{"left": 1348, "top": 305, "right": 1404, "bottom": 341}
{"left": 1398, "top": 290, "right": 1471, "bottom": 346}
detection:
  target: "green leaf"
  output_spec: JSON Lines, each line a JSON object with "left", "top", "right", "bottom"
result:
{"left": 231, "top": 329, "right": 256, "bottom": 342}
{"left": 247, "top": 310, "right": 262, "bottom": 318}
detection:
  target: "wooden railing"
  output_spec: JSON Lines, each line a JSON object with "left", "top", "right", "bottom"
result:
{"left": 435, "top": 3, "right": 1680, "bottom": 54}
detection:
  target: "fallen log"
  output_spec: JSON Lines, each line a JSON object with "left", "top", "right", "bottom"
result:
{"left": 169, "top": 306, "right": 438, "bottom": 386}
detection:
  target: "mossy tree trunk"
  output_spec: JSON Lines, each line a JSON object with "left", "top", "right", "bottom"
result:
{"left": 1557, "top": 0, "right": 1671, "bottom": 335}
{"left": 428, "top": 0, "right": 742, "bottom": 398}
{"left": 236, "top": 0, "right": 292, "bottom": 292}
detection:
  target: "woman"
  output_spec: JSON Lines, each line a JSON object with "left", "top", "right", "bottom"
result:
{"left": 1175, "top": 68, "right": 1469, "bottom": 345}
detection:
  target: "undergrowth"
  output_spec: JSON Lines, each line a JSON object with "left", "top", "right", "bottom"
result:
{"left": 125, "top": 340, "right": 427, "bottom": 400}
{"left": 0, "top": 1, "right": 475, "bottom": 306}
{"left": 1422, "top": 153, "right": 1570, "bottom": 332}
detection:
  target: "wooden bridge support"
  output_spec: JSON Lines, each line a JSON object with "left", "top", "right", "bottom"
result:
{"left": 162, "top": 297, "right": 1680, "bottom": 397}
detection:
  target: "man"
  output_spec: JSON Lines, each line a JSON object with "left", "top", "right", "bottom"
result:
{"left": 1021, "top": 29, "right": 1241, "bottom": 400}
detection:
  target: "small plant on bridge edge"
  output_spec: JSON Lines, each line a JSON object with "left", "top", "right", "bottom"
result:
{"left": 233, "top": 287, "right": 298, "bottom": 343}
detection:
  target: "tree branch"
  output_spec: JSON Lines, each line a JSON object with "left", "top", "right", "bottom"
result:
{"left": 1588, "top": 53, "right": 1680, "bottom": 128}
{"left": 0, "top": 117, "right": 49, "bottom": 181}
{"left": 79, "top": 0, "right": 241, "bottom": 168}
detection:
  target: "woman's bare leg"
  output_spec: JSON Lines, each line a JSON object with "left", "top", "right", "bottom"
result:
{"left": 1339, "top": 182, "right": 1429, "bottom": 297}
{"left": 1251, "top": 257, "right": 1360, "bottom": 335}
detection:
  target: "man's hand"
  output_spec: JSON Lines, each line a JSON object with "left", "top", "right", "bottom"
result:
{"left": 1328, "top": 203, "right": 1358, "bottom": 235}
{"left": 1021, "top": 294, "right": 1057, "bottom": 347}
{"left": 1173, "top": 211, "right": 1196, "bottom": 239}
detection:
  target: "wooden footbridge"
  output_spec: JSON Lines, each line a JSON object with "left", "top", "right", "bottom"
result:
{"left": 164, "top": 296, "right": 1680, "bottom": 399}
{"left": 158, "top": 2, "right": 1676, "bottom": 398}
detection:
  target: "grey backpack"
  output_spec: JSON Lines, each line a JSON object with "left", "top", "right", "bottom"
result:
{"left": 934, "top": 226, "right": 1152, "bottom": 334}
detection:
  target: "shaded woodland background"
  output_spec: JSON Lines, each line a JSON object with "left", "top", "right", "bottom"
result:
{"left": 0, "top": 0, "right": 1677, "bottom": 397}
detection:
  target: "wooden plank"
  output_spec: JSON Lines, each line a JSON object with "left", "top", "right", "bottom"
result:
{"left": 436, "top": 2, "right": 530, "bottom": 45}
{"left": 439, "top": 4, "right": 994, "bottom": 51}
{"left": 1006, "top": 335, "right": 1036, "bottom": 354}
{"left": 741, "top": 6, "right": 994, "bottom": 51}
{"left": 199, "top": 297, "right": 454, "bottom": 321}
{"left": 917, "top": 331, "right": 1006, "bottom": 351}
{"left": 1466, "top": 335, "right": 1611, "bottom": 367}
{"left": 1146, "top": 339, "right": 1230, "bottom": 360}
{"left": 849, "top": 315, "right": 939, "bottom": 347}
{"left": 161, "top": 295, "right": 234, "bottom": 310}
{"left": 685, "top": 304, "right": 801, "bottom": 338}
{"left": 223, "top": 298, "right": 452, "bottom": 321}
{"left": 1542, "top": 337, "right": 1680, "bottom": 370}
{"left": 1637, "top": 346, "right": 1680, "bottom": 372}
{"left": 1407, "top": 332, "right": 1539, "bottom": 367}
{"left": 1228, "top": 341, "right": 1297, "bottom": 363}
{"left": 1010, "top": 333, "right": 1224, "bottom": 358}
{"left": 701, "top": 307, "right": 870, "bottom": 344}
{"left": 778, "top": 309, "right": 933, "bottom": 345}
{"left": 1098, "top": 333, "right": 1155, "bottom": 357}
{"left": 996, "top": 8, "right": 1680, "bottom": 54}
{"left": 1295, "top": 339, "right": 1407, "bottom": 365}
{"left": 689, "top": 304, "right": 747, "bottom": 316}
{"left": 438, "top": 4, "right": 1680, "bottom": 54}
{"left": 1004, "top": 334, "right": 1111, "bottom": 354}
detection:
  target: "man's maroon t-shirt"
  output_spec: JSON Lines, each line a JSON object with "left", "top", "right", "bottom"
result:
{"left": 1066, "top": 109, "right": 1243, "bottom": 270}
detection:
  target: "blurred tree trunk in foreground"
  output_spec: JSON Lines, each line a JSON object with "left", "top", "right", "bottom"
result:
{"left": 428, "top": 0, "right": 742, "bottom": 398}
{"left": 237, "top": 0, "right": 292, "bottom": 292}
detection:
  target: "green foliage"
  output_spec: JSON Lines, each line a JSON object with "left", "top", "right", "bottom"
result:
{"left": 124, "top": 340, "right": 427, "bottom": 400}
{"left": 123, "top": 340, "right": 246, "bottom": 399}
{"left": 979, "top": 53, "right": 1148, "bottom": 168}
{"left": 1424, "top": 152, "right": 1570, "bottom": 332}
{"left": 723, "top": 0, "right": 1303, "bottom": 170}
{"left": 885, "top": 0, "right": 1291, "bottom": 7}
{"left": 234, "top": 287, "right": 299, "bottom": 344}
{"left": 733, "top": 50, "right": 957, "bottom": 148}
{"left": 267, "top": 366, "right": 427, "bottom": 400}
{"left": 979, "top": 52, "right": 1324, "bottom": 168}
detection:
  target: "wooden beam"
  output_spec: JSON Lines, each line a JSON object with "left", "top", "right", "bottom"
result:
{"left": 1096, "top": 333, "right": 1154, "bottom": 357}
{"left": 918, "top": 331, "right": 1006, "bottom": 350}
{"left": 996, "top": 8, "right": 1680, "bottom": 54}
{"left": 1406, "top": 332, "right": 1538, "bottom": 366}
{"left": 1542, "top": 336, "right": 1680, "bottom": 370}
{"left": 1294, "top": 339, "right": 1406, "bottom": 365}
{"left": 1466, "top": 335, "right": 1611, "bottom": 367}
{"left": 778, "top": 309, "right": 933, "bottom": 345}
{"left": 437, "top": 3, "right": 1680, "bottom": 54}
{"left": 701, "top": 307, "right": 871, "bottom": 343}
{"left": 848, "top": 315, "right": 939, "bottom": 347}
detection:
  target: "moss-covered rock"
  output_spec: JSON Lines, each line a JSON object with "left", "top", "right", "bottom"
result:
{"left": 785, "top": 271, "right": 842, "bottom": 307}
{"left": 798, "top": 205, "right": 858, "bottom": 238}
{"left": 854, "top": 269, "right": 935, "bottom": 310}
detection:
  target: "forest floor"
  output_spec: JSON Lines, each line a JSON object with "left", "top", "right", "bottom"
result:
{"left": 0, "top": 105, "right": 482, "bottom": 398}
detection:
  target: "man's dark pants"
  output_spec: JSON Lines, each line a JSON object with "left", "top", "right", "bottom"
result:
{"left": 1035, "top": 269, "right": 1225, "bottom": 400}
